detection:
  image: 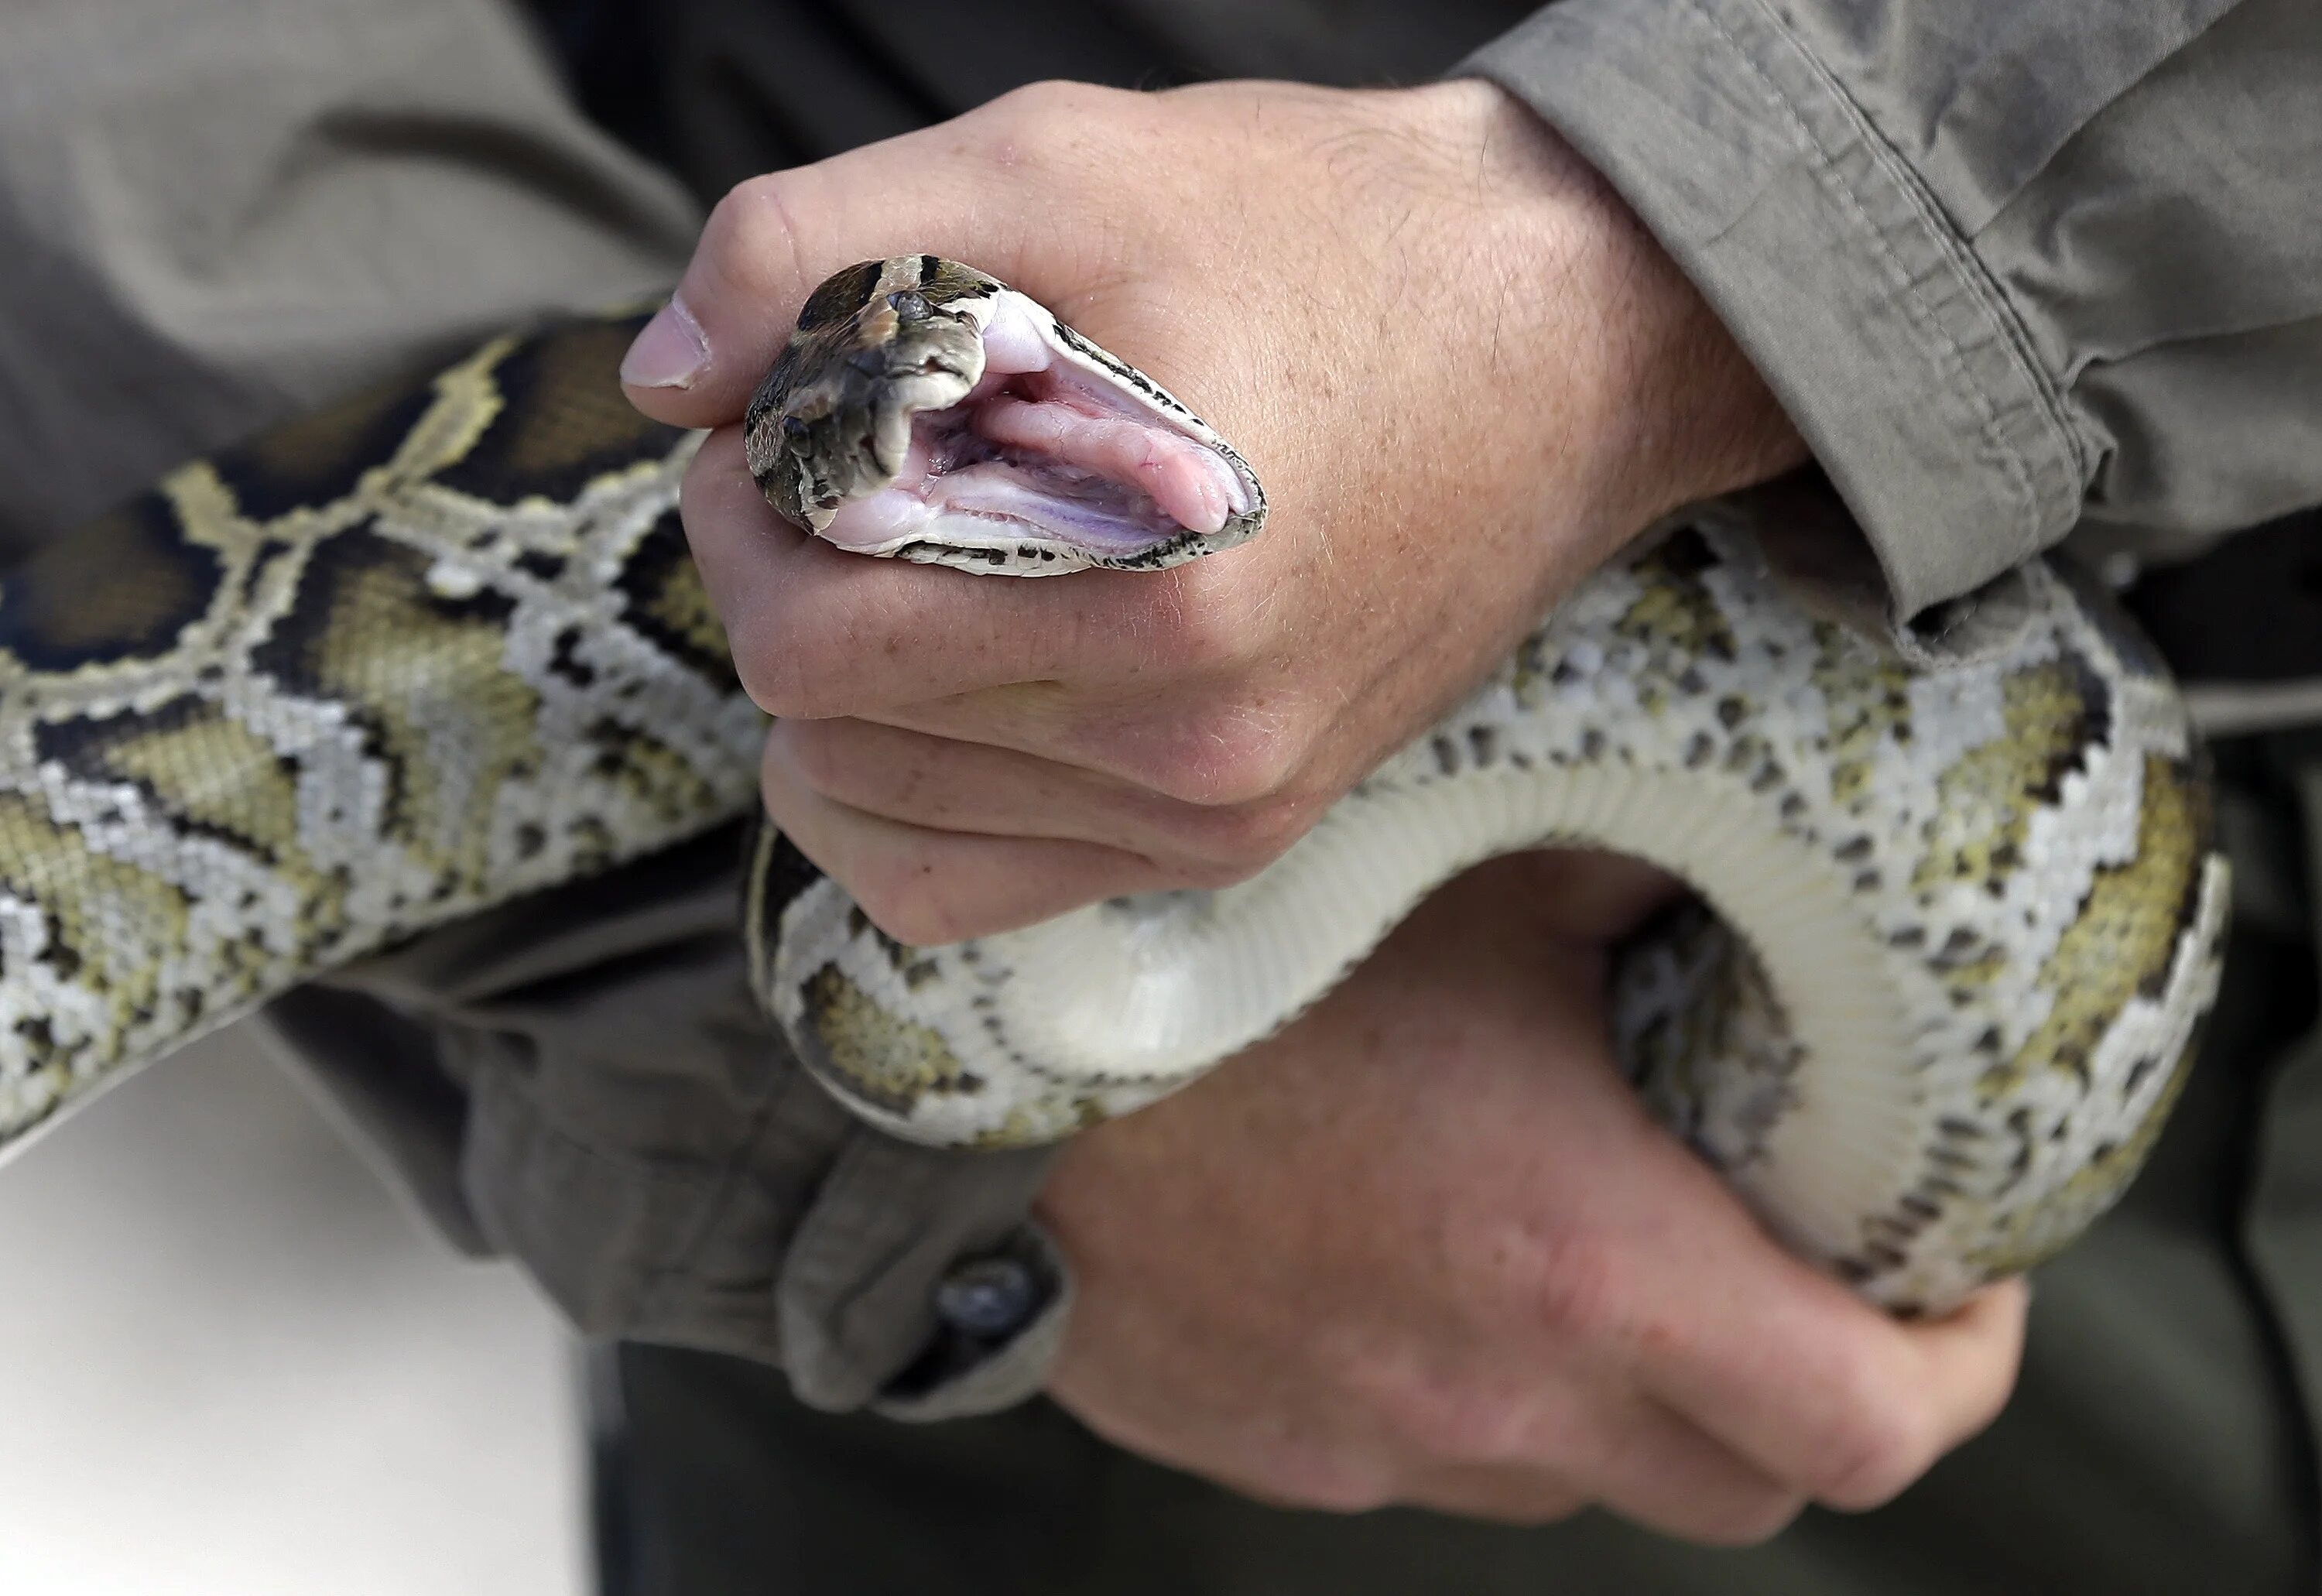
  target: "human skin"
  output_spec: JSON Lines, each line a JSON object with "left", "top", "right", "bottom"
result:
{"left": 625, "top": 77, "right": 1801, "bottom": 946}
{"left": 625, "top": 77, "right": 2026, "bottom": 1536}
{"left": 1042, "top": 849, "right": 2024, "bottom": 1539}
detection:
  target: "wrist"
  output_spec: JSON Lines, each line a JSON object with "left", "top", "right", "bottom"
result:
{"left": 1434, "top": 79, "right": 1807, "bottom": 553}
{"left": 1586, "top": 181, "right": 1811, "bottom": 532}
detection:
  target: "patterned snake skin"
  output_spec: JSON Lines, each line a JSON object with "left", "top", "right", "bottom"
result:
{"left": 0, "top": 260, "right": 2229, "bottom": 1313}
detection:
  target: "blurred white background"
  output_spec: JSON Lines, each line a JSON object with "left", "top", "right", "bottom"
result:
{"left": 0, "top": 1027, "right": 586, "bottom": 1596}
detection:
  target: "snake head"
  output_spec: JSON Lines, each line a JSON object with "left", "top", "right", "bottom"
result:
{"left": 743, "top": 255, "right": 1265, "bottom": 575}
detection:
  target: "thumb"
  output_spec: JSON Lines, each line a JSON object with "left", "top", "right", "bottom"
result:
{"left": 618, "top": 86, "right": 1135, "bottom": 429}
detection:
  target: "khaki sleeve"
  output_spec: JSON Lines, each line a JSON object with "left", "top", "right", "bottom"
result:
{"left": 1465, "top": 0, "right": 2322, "bottom": 619}
{"left": 274, "top": 829, "right": 1068, "bottom": 1418}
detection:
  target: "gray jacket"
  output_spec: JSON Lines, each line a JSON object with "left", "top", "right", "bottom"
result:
{"left": 2, "top": 0, "right": 2316, "bottom": 1420}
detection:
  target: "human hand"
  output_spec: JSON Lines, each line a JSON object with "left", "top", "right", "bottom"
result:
{"left": 627, "top": 77, "right": 1804, "bottom": 945}
{"left": 1036, "top": 851, "right": 2026, "bottom": 1541}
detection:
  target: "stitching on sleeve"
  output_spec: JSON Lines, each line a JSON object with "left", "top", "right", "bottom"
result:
{"left": 1739, "top": 0, "right": 2091, "bottom": 505}
{"left": 1680, "top": 0, "right": 2042, "bottom": 533}
{"left": 1674, "top": 0, "right": 2070, "bottom": 557}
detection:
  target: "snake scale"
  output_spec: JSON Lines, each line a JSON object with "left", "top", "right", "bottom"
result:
{"left": 0, "top": 257, "right": 2228, "bottom": 1314}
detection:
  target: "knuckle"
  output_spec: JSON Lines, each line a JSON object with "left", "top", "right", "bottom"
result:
{"left": 779, "top": 721, "right": 847, "bottom": 795}
{"left": 1520, "top": 1231, "right": 1627, "bottom": 1344}
{"left": 828, "top": 841, "right": 962, "bottom": 947}
{"left": 1735, "top": 1492, "right": 1811, "bottom": 1546}
{"left": 736, "top": 647, "right": 826, "bottom": 721}
{"left": 729, "top": 646, "right": 788, "bottom": 717}
{"left": 1332, "top": 1344, "right": 1527, "bottom": 1468}
{"left": 1176, "top": 795, "right": 1317, "bottom": 878}
{"left": 1809, "top": 1399, "right": 1939, "bottom": 1510}
{"left": 1163, "top": 857, "right": 1255, "bottom": 894}
{"left": 1960, "top": 1359, "right": 2018, "bottom": 1441}
{"left": 730, "top": 612, "right": 846, "bottom": 721}
{"left": 700, "top": 173, "right": 812, "bottom": 300}
{"left": 846, "top": 870, "right": 961, "bottom": 950}
{"left": 973, "top": 79, "right": 1126, "bottom": 151}
{"left": 1140, "top": 706, "right": 1303, "bottom": 810}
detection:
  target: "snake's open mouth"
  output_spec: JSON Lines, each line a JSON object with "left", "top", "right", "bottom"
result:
{"left": 817, "top": 294, "right": 1255, "bottom": 566}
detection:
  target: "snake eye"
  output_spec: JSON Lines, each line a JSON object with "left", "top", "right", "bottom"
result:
{"left": 781, "top": 415, "right": 813, "bottom": 452}
{"left": 887, "top": 289, "right": 931, "bottom": 321}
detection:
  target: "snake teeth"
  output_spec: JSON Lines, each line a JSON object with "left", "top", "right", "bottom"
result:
{"left": 759, "top": 523, "right": 2229, "bottom": 1312}
{"left": 0, "top": 263, "right": 2228, "bottom": 1321}
{"left": 743, "top": 256, "right": 1265, "bottom": 575}
{"left": 736, "top": 269, "right": 2231, "bottom": 1313}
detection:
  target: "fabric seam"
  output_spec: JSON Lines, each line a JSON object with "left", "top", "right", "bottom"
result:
{"left": 1677, "top": 0, "right": 2073, "bottom": 560}
{"left": 1731, "top": 0, "right": 2090, "bottom": 503}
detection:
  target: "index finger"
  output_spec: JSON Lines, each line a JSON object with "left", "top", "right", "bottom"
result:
{"left": 619, "top": 87, "right": 1139, "bottom": 426}
{"left": 681, "top": 425, "right": 1238, "bottom": 717}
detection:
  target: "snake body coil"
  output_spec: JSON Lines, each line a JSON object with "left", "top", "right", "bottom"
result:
{"left": 0, "top": 261, "right": 2227, "bottom": 1312}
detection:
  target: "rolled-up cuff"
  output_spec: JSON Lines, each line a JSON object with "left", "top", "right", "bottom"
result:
{"left": 776, "top": 1123, "right": 1067, "bottom": 1418}
{"left": 265, "top": 825, "right": 1073, "bottom": 1425}
{"left": 1463, "top": 0, "right": 2088, "bottom": 619}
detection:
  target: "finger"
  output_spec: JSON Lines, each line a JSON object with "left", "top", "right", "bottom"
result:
{"left": 1078, "top": 1406, "right": 1401, "bottom": 1517}
{"left": 1365, "top": 1354, "right": 1800, "bottom": 1542}
{"left": 862, "top": 688, "right": 1271, "bottom": 808}
{"left": 1724, "top": 1277, "right": 2023, "bottom": 1513}
{"left": 1631, "top": 1213, "right": 2029, "bottom": 1512}
{"left": 783, "top": 721, "right": 1680, "bottom": 913}
{"left": 771, "top": 718, "right": 1305, "bottom": 882}
{"left": 621, "top": 86, "right": 1145, "bottom": 426}
{"left": 1393, "top": 1465, "right": 1586, "bottom": 1526}
{"left": 1338, "top": 852, "right": 1975, "bottom": 1518}
{"left": 1890, "top": 1279, "right": 2029, "bottom": 1464}
{"left": 1396, "top": 853, "right": 2025, "bottom": 1512}
{"left": 1580, "top": 1398, "right": 1808, "bottom": 1546}
{"left": 762, "top": 746, "right": 1188, "bottom": 945}
{"left": 1454, "top": 1392, "right": 1802, "bottom": 1545}
{"left": 858, "top": 598, "right": 1315, "bottom": 807}
{"left": 1403, "top": 1454, "right": 1800, "bottom": 1545}
{"left": 680, "top": 426, "right": 1202, "bottom": 718}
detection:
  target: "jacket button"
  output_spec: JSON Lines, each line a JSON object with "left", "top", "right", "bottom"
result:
{"left": 933, "top": 1255, "right": 1040, "bottom": 1338}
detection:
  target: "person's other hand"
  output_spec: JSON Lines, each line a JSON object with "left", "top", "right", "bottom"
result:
{"left": 1038, "top": 851, "right": 2027, "bottom": 1542}
{"left": 625, "top": 78, "right": 1805, "bottom": 944}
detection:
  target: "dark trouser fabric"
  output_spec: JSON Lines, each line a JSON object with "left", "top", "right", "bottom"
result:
{"left": 595, "top": 733, "right": 2320, "bottom": 1596}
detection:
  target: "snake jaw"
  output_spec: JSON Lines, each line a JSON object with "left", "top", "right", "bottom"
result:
{"left": 745, "top": 257, "right": 1265, "bottom": 575}
{"left": 744, "top": 262, "right": 991, "bottom": 533}
{"left": 0, "top": 300, "right": 2227, "bottom": 1318}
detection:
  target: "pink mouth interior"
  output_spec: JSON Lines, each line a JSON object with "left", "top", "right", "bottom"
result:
{"left": 819, "top": 301, "right": 1249, "bottom": 560}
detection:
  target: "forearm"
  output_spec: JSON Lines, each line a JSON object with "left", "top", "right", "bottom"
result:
{"left": 1519, "top": 104, "right": 1809, "bottom": 543}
